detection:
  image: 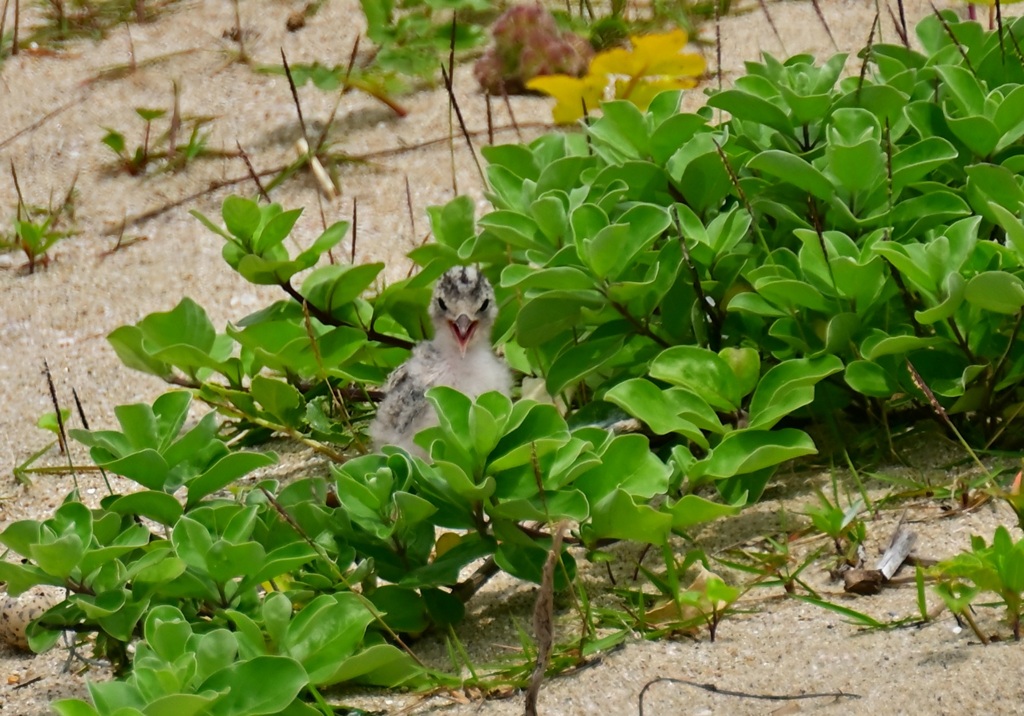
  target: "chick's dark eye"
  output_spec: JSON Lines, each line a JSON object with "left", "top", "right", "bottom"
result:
{"left": 478, "top": 299, "right": 490, "bottom": 313}
{"left": 437, "top": 298, "right": 448, "bottom": 311}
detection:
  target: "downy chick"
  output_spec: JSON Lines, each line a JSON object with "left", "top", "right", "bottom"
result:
{"left": 370, "top": 266, "right": 512, "bottom": 455}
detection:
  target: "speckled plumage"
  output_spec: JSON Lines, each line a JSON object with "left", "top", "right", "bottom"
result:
{"left": 370, "top": 266, "right": 512, "bottom": 455}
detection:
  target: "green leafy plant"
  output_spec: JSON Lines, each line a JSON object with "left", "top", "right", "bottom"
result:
{"left": 15, "top": 11, "right": 1024, "bottom": 716}
{"left": 1, "top": 0, "right": 183, "bottom": 60}
{"left": 1, "top": 171, "right": 77, "bottom": 273}
{"left": 101, "top": 104, "right": 223, "bottom": 176}
{"left": 803, "top": 489, "right": 865, "bottom": 562}
{"left": 932, "top": 526, "right": 1024, "bottom": 641}
{"left": 358, "top": 0, "right": 492, "bottom": 81}
{"left": 2, "top": 214, "right": 72, "bottom": 272}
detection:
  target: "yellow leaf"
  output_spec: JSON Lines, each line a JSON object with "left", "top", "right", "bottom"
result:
{"left": 620, "top": 76, "right": 701, "bottom": 109}
{"left": 592, "top": 29, "right": 705, "bottom": 81}
{"left": 590, "top": 46, "right": 644, "bottom": 78}
{"left": 629, "top": 29, "right": 694, "bottom": 75}
{"left": 434, "top": 531, "right": 462, "bottom": 559}
{"left": 527, "top": 73, "right": 606, "bottom": 124}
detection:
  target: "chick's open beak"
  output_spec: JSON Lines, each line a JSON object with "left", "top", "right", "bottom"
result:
{"left": 449, "top": 314, "right": 478, "bottom": 356}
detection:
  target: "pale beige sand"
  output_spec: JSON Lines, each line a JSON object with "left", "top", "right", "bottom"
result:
{"left": 2, "top": 0, "right": 1023, "bottom": 713}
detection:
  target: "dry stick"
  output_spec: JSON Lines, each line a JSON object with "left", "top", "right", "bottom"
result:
{"left": 485, "top": 93, "right": 494, "bottom": 146}
{"left": 451, "top": 556, "right": 501, "bottom": 603}
{"left": 350, "top": 196, "right": 357, "bottom": 264}
{"left": 58, "top": 171, "right": 78, "bottom": 227}
{"left": 101, "top": 169, "right": 278, "bottom": 234}
{"left": 236, "top": 141, "right": 271, "bottom": 202}
{"left": 12, "top": 0, "right": 18, "bottom": 56}
{"left": 168, "top": 80, "right": 181, "bottom": 165}
{"left": 281, "top": 49, "right": 311, "bottom": 149}
{"left": 524, "top": 521, "right": 567, "bottom": 716}
{"left": 499, "top": 81, "right": 523, "bottom": 142}
{"left": 232, "top": 0, "right": 247, "bottom": 62}
{"left": 441, "top": 65, "right": 486, "bottom": 187}
{"left": 996, "top": 0, "right": 1005, "bottom": 62}
{"left": 278, "top": 280, "right": 413, "bottom": 348}
{"left": 72, "top": 388, "right": 113, "bottom": 495}
{"left": 0, "top": 93, "right": 86, "bottom": 150}
{"left": 756, "top": 0, "right": 786, "bottom": 55}
{"left": 446, "top": 17, "right": 458, "bottom": 194}
{"left": 894, "top": 0, "right": 909, "bottom": 47}
{"left": 404, "top": 174, "right": 416, "bottom": 241}
{"left": 856, "top": 14, "right": 880, "bottom": 101}
{"left": 810, "top": 0, "right": 839, "bottom": 51}
{"left": 931, "top": 4, "right": 977, "bottom": 76}
{"left": 905, "top": 359, "right": 989, "bottom": 476}
{"left": 123, "top": 21, "right": 136, "bottom": 72}
{"left": 887, "top": 4, "right": 909, "bottom": 47}
{"left": 10, "top": 161, "right": 26, "bottom": 226}
{"left": 282, "top": 47, "right": 334, "bottom": 220}
{"left": 0, "top": 0, "right": 9, "bottom": 56}
{"left": 637, "top": 678, "right": 860, "bottom": 715}
{"left": 43, "top": 361, "right": 78, "bottom": 490}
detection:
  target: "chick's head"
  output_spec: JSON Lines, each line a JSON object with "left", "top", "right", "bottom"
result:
{"left": 430, "top": 266, "right": 497, "bottom": 355}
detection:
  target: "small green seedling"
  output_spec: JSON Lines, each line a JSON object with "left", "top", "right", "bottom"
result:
{"left": 803, "top": 489, "right": 866, "bottom": 563}
{"left": 3, "top": 216, "right": 68, "bottom": 272}
{"left": 932, "top": 526, "right": 1024, "bottom": 641}
{"left": 1, "top": 170, "right": 77, "bottom": 273}
{"left": 101, "top": 104, "right": 220, "bottom": 176}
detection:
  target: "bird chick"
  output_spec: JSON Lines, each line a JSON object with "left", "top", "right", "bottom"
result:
{"left": 370, "top": 266, "right": 512, "bottom": 455}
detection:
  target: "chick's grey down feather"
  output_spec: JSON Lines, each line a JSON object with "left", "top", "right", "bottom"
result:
{"left": 370, "top": 266, "right": 511, "bottom": 455}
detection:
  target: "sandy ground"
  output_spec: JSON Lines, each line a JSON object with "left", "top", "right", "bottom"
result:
{"left": 2, "top": 0, "right": 1024, "bottom": 713}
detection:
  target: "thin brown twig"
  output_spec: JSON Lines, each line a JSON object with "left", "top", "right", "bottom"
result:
{"left": 236, "top": 141, "right": 271, "bottom": 202}
{"left": 525, "top": 522, "right": 567, "bottom": 716}
{"left": 10, "top": 160, "right": 26, "bottom": 219}
{"left": 638, "top": 677, "right": 860, "bottom": 715}
{"left": 856, "top": 13, "right": 880, "bottom": 101}
{"left": 350, "top": 196, "right": 358, "bottom": 264}
{"left": 168, "top": 80, "right": 181, "bottom": 164}
{"left": 756, "top": 0, "right": 786, "bottom": 54}
{"left": 43, "top": 361, "right": 78, "bottom": 490}
{"left": 0, "top": 94, "right": 87, "bottom": 150}
{"left": 280, "top": 280, "right": 414, "bottom": 349}
{"left": 887, "top": 4, "right": 909, "bottom": 47}
{"left": 0, "top": 0, "right": 10, "bottom": 56}
{"left": 499, "top": 80, "right": 523, "bottom": 142}
{"left": 810, "top": 0, "right": 839, "bottom": 50}
{"left": 931, "top": 4, "right": 977, "bottom": 76}
{"left": 72, "top": 387, "right": 113, "bottom": 495}
{"left": 404, "top": 175, "right": 416, "bottom": 242}
{"left": 12, "top": 0, "right": 19, "bottom": 56}
{"left": 280, "top": 48, "right": 311, "bottom": 149}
